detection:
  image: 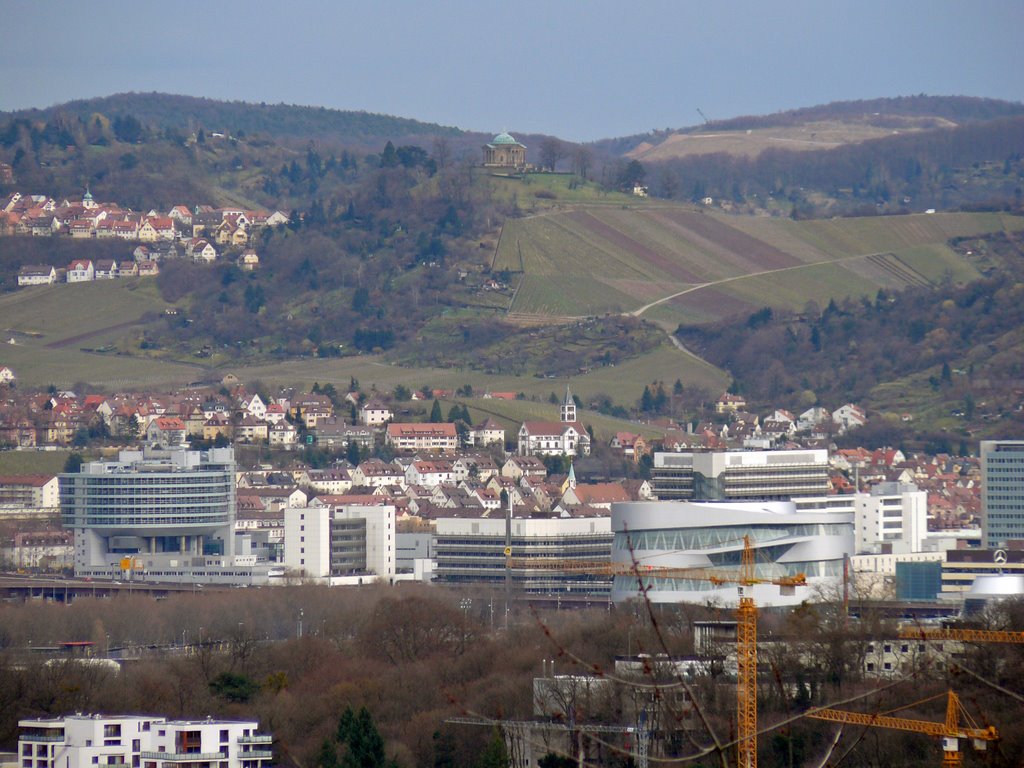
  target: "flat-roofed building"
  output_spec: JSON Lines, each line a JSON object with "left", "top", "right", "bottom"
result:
{"left": 981, "top": 439, "right": 1024, "bottom": 548}
{"left": 433, "top": 515, "right": 612, "bottom": 596}
{"left": 650, "top": 449, "right": 830, "bottom": 501}
{"left": 17, "top": 714, "right": 273, "bottom": 768}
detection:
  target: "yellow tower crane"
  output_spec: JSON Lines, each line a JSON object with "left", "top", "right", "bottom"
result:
{"left": 898, "top": 626, "right": 1024, "bottom": 644}
{"left": 507, "top": 535, "right": 805, "bottom": 768}
{"left": 807, "top": 689, "right": 998, "bottom": 768}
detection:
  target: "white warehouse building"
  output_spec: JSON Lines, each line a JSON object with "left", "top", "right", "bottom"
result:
{"left": 609, "top": 500, "right": 853, "bottom": 606}
{"left": 17, "top": 714, "right": 273, "bottom": 768}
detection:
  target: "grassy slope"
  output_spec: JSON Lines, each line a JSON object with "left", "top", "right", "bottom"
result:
{"left": 0, "top": 451, "right": 73, "bottom": 476}
{"left": 497, "top": 209, "right": 1024, "bottom": 324}
{"left": 0, "top": 280, "right": 204, "bottom": 388}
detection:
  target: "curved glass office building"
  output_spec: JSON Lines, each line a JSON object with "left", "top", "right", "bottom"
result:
{"left": 610, "top": 500, "right": 853, "bottom": 606}
{"left": 60, "top": 448, "right": 236, "bottom": 578}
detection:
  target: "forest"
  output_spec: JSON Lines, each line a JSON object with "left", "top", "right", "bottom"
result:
{"left": 1, "top": 585, "right": 1022, "bottom": 767}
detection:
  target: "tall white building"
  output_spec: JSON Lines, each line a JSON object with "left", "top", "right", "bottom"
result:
{"left": 17, "top": 714, "right": 273, "bottom": 768}
{"left": 853, "top": 482, "right": 927, "bottom": 554}
{"left": 981, "top": 439, "right": 1024, "bottom": 548}
{"left": 283, "top": 504, "right": 395, "bottom": 583}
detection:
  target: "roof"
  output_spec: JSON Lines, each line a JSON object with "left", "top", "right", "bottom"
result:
{"left": 387, "top": 422, "right": 457, "bottom": 437}
{"left": 490, "top": 131, "right": 524, "bottom": 147}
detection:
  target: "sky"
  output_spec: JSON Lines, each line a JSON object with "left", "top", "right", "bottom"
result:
{"left": 1, "top": 0, "right": 1022, "bottom": 142}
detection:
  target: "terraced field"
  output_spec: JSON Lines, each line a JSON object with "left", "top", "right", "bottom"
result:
{"left": 495, "top": 208, "right": 1024, "bottom": 325}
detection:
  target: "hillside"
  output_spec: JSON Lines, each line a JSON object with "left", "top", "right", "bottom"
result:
{"left": 493, "top": 207, "right": 1024, "bottom": 327}
{"left": 595, "top": 95, "right": 1024, "bottom": 158}
{"left": 1, "top": 92, "right": 464, "bottom": 147}
{"left": 676, "top": 229, "right": 1024, "bottom": 440}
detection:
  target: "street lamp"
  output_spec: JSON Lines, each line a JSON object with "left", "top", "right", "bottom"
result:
{"left": 297, "top": 609, "right": 304, "bottom": 639}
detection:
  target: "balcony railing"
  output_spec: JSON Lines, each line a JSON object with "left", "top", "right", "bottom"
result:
{"left": 237, "top": 736, "right": 272, "bottom": 745}
{"left": 21, "top": 735, "right": 65, "bottom": 743}
{"left": 239, "top": 751, "right": 273, "bottom": 759}
{"left": 139, "top": 752, "right": 224, "bottom": 761}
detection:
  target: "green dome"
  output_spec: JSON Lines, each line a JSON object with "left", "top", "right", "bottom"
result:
{"left": 491, "top": 131, "right": 519, "bottom": 145}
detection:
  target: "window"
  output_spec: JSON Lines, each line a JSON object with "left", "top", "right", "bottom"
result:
{"left": 133, "top": 740, "right": 140, "bottom": 752}
{"left": 220, "top": 731, "right": 229, "bottom": 743}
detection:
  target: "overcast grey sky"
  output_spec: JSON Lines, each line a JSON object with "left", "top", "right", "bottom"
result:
{"left": 1, "top": 0, "right": 1022, "bottom": 141}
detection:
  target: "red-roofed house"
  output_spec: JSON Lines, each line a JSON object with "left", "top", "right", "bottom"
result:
{"left": 386, "top": 422, "right": 458, "bottom": 453}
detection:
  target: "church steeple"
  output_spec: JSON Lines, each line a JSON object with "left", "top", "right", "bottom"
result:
{"left": 560, "top": 385, "right": 577, "bottom": 423}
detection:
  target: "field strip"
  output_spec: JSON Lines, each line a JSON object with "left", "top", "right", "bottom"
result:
{"left": 629, "top": 250, "right": 898, "bottom": 317}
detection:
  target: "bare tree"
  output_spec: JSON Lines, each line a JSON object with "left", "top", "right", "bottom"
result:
{"left": 538, "top": 138, "right": 567, "bottom": 172}
{"left": 432, "top": 136, "right": 451, "bottom": 170}
{"left": 571, "top": 146, "right": 592, "bottom": 180}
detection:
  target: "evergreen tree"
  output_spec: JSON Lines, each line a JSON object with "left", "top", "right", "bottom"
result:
{"left": 317, "top": 739, "right": 339, "bottom": 768}
{"left": 346, "top": 441, "right": 361, "bottom": 466}
{"left": 429, "top": 399, "right": 443, "bottom": 422}
{"left": 337, "top": 707, "right": 386, "bottom": 768}
{"left": 476, "top": 729, "right": 508, "bottom": 768}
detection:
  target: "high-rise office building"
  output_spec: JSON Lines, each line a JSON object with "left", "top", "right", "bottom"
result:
{"left": 981, "top": 440, "right": 1024, "bottom": 548}
{"left": 60, "top": 447, "right": 266, "bottom": 584}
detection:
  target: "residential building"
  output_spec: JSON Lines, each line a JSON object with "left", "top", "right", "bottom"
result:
{"left": 18, "top": 265, "right": 57, "bottom": 286}
{"left": 0, "top": 475, "right": 60, "bottom": 509}
{"left": 386, "top": 422, "right": 458, "bottom": 453}
{"left": 981, "top": 439, "right": 1024, "bottom": 548}
{"left": 17, "top": 714, "right": 273, "bottom": 768}
{"left": 359, "top": 400, "right": 393, "bottom": 426}
{"left": 610, "top": 499, "right": 854, "bottom": 605}
{"left": 66, "top": 259, "right": 94, "bottom": 282}
{"left": 468, "top": 417, "right": 505, "bottom": 447}
{"left": 650, "top": 449, "right": 830, "bottom": 501}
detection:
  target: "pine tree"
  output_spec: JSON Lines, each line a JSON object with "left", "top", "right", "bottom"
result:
{"left": 430, "top": 399, "right": 443, "bottom": 422}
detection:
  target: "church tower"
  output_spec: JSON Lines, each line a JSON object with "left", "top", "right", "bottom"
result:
{"left": 560, "top": 386, "right": 577, "bottom": 423}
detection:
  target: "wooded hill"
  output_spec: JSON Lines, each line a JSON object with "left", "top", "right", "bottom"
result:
{"left": 0, "top": 92, "right": 464, "bottom": 148}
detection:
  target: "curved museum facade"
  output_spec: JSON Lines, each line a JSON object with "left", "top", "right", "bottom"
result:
{"left": 610, "top": 500, "right": 853, "bottom": 606}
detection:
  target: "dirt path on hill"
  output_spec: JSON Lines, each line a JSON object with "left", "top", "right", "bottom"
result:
{"left": 45, "top": 319, "right": 145, "bottom": 349}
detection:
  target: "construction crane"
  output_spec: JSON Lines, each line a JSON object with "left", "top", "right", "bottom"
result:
{"left": 507, "top": 536, "right": 805, "bottom": 768}
{"left": 898, "top": 626, "right": 1024, "bottom": 644}
{"left": 807, "top": 689, "right": 998, "bottom": 767}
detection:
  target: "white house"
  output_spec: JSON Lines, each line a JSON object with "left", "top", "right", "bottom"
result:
{"left": 66, "top": 259, "right": 95, "bottom": 283}
{"left": 360, "top": 399, "right": 393, "bottom": 426}
{"left": 18, "top": 265, "right": 57, "bottom": 286}
{"left": 833, "top": 403, "right": 868, "bottom": 433}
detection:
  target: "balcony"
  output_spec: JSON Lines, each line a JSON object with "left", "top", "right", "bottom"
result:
{"left": 236, "top": 736, "right": 272, "bottom": 745}
{"left": 139, "top": 752, "right": 224, "bottom": 762}
{"left": 239, "top": 751, "right": 273, "bottom": 759}
{"left": 20, "top": 735, "right": 64, "bottom": 743}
